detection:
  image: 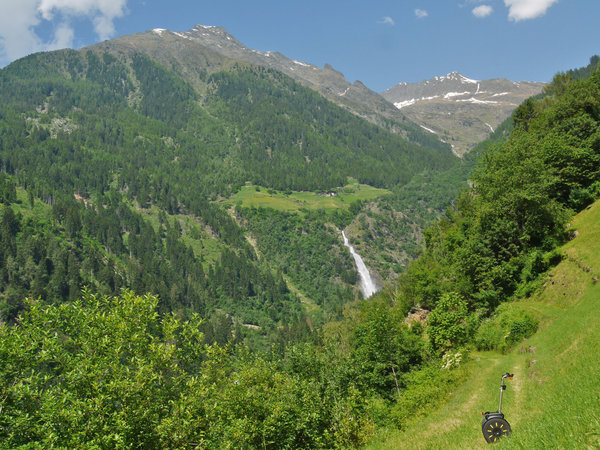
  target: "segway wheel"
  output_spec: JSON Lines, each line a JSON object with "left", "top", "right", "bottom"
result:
{"left": 482, "top": 417, "right": 511, "bottom": 443}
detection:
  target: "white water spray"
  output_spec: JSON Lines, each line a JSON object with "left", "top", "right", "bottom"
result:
{"left": 342, "top": 231, "right": 377, "bottom": 298}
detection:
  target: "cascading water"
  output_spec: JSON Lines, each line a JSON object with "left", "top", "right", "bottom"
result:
{"left": 342, "top": 231, "right": 377, "bottom": 298}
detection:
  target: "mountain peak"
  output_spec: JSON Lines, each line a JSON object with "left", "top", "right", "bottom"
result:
{"left": 150, "top": 25, "right": 241, "bottom": 46}
{"left": 190, "top": 24, "right": 232, "bottom": 37}
{"left": 435, "top": 72, "right": 479, "bottom": 84}
{"left": 109, "top": 24, "right": 434, "bottom": 147}
{"left": 193, "top": 24, "right": 218, "bottom": 30}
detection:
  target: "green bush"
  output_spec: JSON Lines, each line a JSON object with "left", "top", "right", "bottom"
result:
{"left": 0, "top": 290, "right": 386, "bottom": 448}
{"left": 427, "top": 293, "right": 475, "bottom": 353}
{"left": 544, "top": 248, "right": 563, "bottom": 267}
{"left": 390, "top": 363, "right": 467, "bottom": 427}
{"left": 506, "top": 314, "right": 538, "bottom": 346}
{"left": 474, "top": 318, "right": 505, "bottom": 351}
{"left": 569, "top": 186, "right": 595, "bottom": 209}
{"left": 474, "top": 304, "right": 539, "bottom": 352}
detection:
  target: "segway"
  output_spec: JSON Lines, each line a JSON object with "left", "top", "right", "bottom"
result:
{"left": 481, "top": 372, "right": 513, "bottom": 443}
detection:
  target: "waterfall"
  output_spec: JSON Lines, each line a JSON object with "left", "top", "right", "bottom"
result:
{"left": 342, "top": 231, "right": 377, "bottom": 298}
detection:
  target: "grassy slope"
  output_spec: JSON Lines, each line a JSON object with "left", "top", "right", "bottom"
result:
{"left": 371, "top": 200, "right": 600, "bottom": 449}
{"left": 222, "top": 179, "right": 391, "bottom": 213}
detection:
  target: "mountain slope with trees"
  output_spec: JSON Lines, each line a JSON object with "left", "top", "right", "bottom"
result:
{"left": 0, "top": 42, "right": 458, "bottom": 345}
{"left": 104, "top": 25, "right": 448, "bottom": 148}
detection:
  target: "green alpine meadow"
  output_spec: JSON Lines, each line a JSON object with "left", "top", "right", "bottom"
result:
{"left": 0, "top": 19, "right": 599, "bottom": 447}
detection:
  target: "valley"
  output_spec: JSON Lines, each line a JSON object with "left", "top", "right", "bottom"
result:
{"left": 0, "top": 27, "right": 466, "bottom": 336}
{"left": 0, "top": 15, "right": 598, "bottom": 449}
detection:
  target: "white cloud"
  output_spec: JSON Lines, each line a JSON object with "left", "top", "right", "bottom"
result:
{"left": 504, "top": 0, "right": 559, "bottom": 21}
{"left": 378, "top": 16, "right": 395, "bottom": 26}
{"left": 0, "top": 0, "right": 43, "bottom": 63}
{"left": 472, "top": 5, "right": 494, "bottom": 17}
{"left": 38, "top": 0, "right": 128, "bottom": 40}
{"left": 49, "top": 22, "right": 76, "bottom": 50}
{"left": 0, "top": 0, "right": 129, "bottom": 65}
{"left": 414, "top": 9, "right": 429, "bottom": 19}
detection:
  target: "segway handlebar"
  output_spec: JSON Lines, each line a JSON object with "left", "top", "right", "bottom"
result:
{"left": 502, "top": 372, "right": 514, "bottom": 380}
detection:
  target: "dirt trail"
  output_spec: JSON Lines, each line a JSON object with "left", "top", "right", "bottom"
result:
{"left": 377, "top": 355, "right": 525, "bottom": 449}
{"left": 423, "top": 358, "right": 501, "bottom": 436}
{"left": 505, "top": 364, "right": 523, "bottom": 432}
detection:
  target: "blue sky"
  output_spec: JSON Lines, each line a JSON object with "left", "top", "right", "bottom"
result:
{"left": 0, "top": 0, "right": 598, "bottom": 92}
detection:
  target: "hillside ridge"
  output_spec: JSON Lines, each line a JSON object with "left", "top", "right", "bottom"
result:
{"left": 96, "top": 24, "right": 449, "bottom": 149}
{"left": 372, "top": 200, "right": 600, "bottom": 448}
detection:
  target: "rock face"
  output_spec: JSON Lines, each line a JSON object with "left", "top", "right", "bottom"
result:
{"left": 381, "top": 72, "right": 546, "bottom": 155}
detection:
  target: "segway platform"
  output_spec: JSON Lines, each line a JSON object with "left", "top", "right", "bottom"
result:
{"left": 481, "top": 372, "right": 513, "bottom": 443}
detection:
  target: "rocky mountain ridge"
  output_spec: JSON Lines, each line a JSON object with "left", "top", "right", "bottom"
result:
{"left": 99, "top": 24, "right": 546, "bottom": 155}
{"left": 381, "top": 72, "right": 545, "bottom": 155}
{"left": 99, "top": 25, "right": 439, "bottom": 146}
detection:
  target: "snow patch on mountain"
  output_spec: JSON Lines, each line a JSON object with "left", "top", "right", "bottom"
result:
{"left": 394, "top": 99, "right": 417, "bottom": 109}
{"left": 420, "top": 125, "right": 437, "bottom": 134}
{"left": 394, "top": 95, "right": 440, "bottom": 109}
{"left": 459, "top": 74, "right": 478, "bottom": 84}
{"left": 456, "top": 97, "right": 498, "bottom": 104}
{"left": 444, "top": 91, "right": 470, "bottom": 99}
{"left": 173, "top": 31, "right": 191, "bottom": 40}
{"left": 435, "top": 72, "right": 479, "bottom": 84}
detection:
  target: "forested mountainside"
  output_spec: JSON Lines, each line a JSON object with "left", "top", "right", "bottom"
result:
{"left": 103, "top": 25, "right": 448, "bottom": 146}
{"left": 0, "top": 44, "right": 458, "bottom": 345}
{"left": 0, "top": 55, "right": 598, "bottom": 448}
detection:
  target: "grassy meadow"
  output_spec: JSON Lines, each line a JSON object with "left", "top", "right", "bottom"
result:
{"left": 370, "top": 200, "right": 600, "bottom": 449}
{"left": 222, "top": 179, "right": 391, "bottom": 213}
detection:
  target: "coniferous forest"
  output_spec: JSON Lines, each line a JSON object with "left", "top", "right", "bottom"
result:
{"left": 0, "top": 41, "right": 599, "bottom": 447}
{"left": 0, "top": 46, "right": 462, "bottom": 339}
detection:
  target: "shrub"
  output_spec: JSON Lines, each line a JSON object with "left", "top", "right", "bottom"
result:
{"left": 474, "top": 303, "right": 539, "bottom": 352}
{"left": 427, "top": 293, "right": 474, "bottom": 353}
{"left": 506, "top": 313, "right": 538, "bottom": 346}
{"left": 473, "top": 318, "right": 505, "bottom": 351}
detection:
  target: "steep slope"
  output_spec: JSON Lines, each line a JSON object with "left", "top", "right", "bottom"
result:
{"left": 381, "top": 72, "right": 545, "bottom": 155}
{"left": 97, "top": 25, "right": 448, "bottom": 151}
{"left": 372, "top": 200, "right": 600, "bottom": 449}
{"left": 365, "top": 58, "right": 600, "bottom": 448}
